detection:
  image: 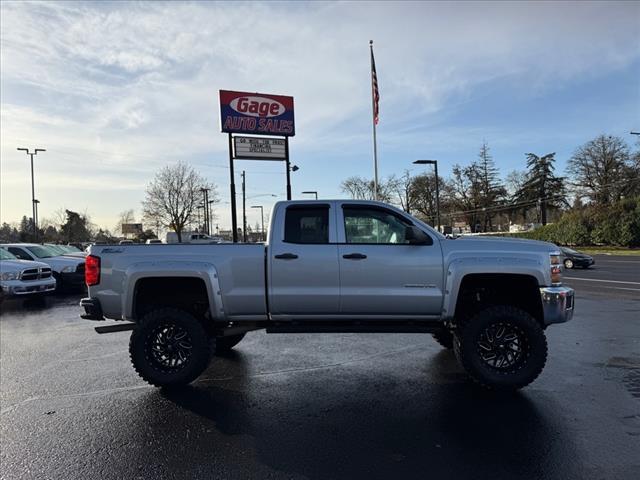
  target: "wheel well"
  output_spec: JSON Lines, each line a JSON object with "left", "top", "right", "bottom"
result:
{"left": 134, "top": 277, "right": 210, "bottom": 322}
{"left": 454, "top": 274, "right": 543, "bottom": 326}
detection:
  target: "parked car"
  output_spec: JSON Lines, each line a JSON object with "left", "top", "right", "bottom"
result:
{"left": 145, "top": 239, "right": 163, "bottom": 244}
{"left": 560, "top": 247, "right": 594, "bottom": 269}
{"left": 82, "top": 200, "right": 574, "bottom": 391}
{"left": 1, "top": 243, "right": 85, "bottom": 291}
{"left": 45, "top": 243, "right": 87, "bottom": 258}
{"left": 165, "top": 231, "right": 223, "bottom": 244}
{"left": 0, "top": 248, "right": 56, "bottom": 302}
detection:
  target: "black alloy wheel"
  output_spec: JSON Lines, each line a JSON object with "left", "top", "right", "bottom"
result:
{"left": 476, "top": 322, "right": 528, "bottom": 370}
{"left": 454, "top": 305, "right": 547, "bottom": 390}
{"left": 130, "top": 308, "right": 213, "bottom": 388}
{"left": 148, "top": 323, "right": 193, "bottom": 373}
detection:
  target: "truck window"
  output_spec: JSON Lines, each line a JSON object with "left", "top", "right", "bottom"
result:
{"left": 343, "top": 207, "right": 410, "bottom": 244}
{"left": 284, "top": 206, "right": 329, "bottom": 244}
{"left": 7, "top": 247, "right": 34, "bottom": 260}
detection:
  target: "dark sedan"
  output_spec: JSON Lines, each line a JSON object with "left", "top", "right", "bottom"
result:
{"left": 560, "top": 246, "right": 594, "bottom": 269}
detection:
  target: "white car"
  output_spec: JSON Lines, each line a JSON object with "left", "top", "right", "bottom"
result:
{"left": 1, "top": 243, "right": 85, "bottom": 292}
{"left": 0, "top": 249, "right": 56, "bottom": 301}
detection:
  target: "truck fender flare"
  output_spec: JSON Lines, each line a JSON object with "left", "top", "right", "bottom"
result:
{"left": 121, "top": 261, "right": 225, "bottom": 321}
{"left": 443, "top": 256, "right": 546, "bottom": 320}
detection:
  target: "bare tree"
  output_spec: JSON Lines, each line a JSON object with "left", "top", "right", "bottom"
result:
{"left": 114, "top": 209, "right": 136, "bottom": 236}
{"left": 340, "top": 176, "right": 393, "bottom": 202}
{"left": 567, "top": 135, "right": 637, "bottom": 205}
{"left": 142, "top": 162, "right": 217, "bottom": 242}
{"left": 388, "top": 170, "right": 414, "bottom": 213}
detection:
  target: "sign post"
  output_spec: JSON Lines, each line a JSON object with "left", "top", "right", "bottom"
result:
{"left": 220, "top": 90, "right": 295, "bottom": 242}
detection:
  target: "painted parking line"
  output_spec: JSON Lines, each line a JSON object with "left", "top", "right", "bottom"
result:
{"left": 564, "top": 277, "right": 640, "bottom": 285}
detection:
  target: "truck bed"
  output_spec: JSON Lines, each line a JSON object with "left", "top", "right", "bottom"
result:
{"left": 89, "top": 243, "right": 267, "bottom": 320}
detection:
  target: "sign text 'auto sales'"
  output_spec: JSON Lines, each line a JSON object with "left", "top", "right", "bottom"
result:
{"left": 219, "top": 90, "right": 295, "bottom": 136}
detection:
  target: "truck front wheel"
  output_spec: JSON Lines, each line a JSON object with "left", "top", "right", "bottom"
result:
{"left": 454, "top": 306, "right": 547, "bottom": 390}
{"left": 129, "top": 308, "right": 213, "bottom": 388}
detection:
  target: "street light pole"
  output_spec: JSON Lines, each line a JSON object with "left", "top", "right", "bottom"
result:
{"left": 241, "top": 171, "right": 247, "bottom": 242}
{"left": 17, "top": 147, "right": 45, "bottom": 241}
{"left": 208, "top": 200, "right": 214, "bottom": 236}
{"left": 302, "top": 191, "right": 318, "bottom": 200}
{"left": 251, "top": 205, "right": 264, "bottom": 241}
{"left": 34, "top": 199, "right": 40, "bottom": 237}
{"left": 413, "top": 159, "right": 441, "bottom": 233}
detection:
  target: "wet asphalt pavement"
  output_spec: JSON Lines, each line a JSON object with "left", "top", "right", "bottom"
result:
{"left": 1, "top": 255, "right": 639, "bottom": 480}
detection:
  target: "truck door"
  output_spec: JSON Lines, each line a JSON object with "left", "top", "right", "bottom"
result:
{"left": 337, "top": 204, "right": 444, "bottom": 315}
{"left": 269, "top": 203, "right": 340, "bottom": 316}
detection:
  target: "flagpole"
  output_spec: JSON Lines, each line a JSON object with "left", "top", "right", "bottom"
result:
{"left": 370, "top": 40, "right": 379, "bottom": 201}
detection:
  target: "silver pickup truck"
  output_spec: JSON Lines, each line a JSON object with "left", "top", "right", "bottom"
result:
{"left": 81, "top": 200, "right": 574, "bottom": 390}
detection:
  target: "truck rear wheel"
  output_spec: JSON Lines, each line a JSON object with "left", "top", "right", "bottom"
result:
{"left": 214, "top": 333, "right": 246, "bottom": 354}
{"left": 129, "top": 308, "right": 213, "bottom": 388}
{"left": 432, "top": 330, "right": 454, "bottom": 349}
{"left": 454, "top": 305, "right": 547, "bottom": 390}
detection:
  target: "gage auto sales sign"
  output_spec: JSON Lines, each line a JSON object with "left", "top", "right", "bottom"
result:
{"left": 219, "top": 90, "right": 295, "bottom": 137}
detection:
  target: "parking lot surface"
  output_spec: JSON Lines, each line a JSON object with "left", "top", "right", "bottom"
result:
{"left": 1, "top": 255, "right": 639, "bottom": 480}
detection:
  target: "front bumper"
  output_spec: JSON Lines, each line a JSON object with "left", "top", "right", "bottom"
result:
{"left": 574, "top": 258, "right": 594, "bottom": 267}
{"left": 1, "top": 278, "right": 57, "bottom": 296}
{"left": 540, "top": 286, "right": 575, "bottom": 325}
{"left": 60, "top": 272, "right": 86, "bottom": 289}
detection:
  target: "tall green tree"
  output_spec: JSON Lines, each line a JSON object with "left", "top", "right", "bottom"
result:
{"left": 514, "top": 153, "right": 566, "bottom": 225}
{"left": 476, "top": 142, "right": 506, "bottom": 231}
{"left": 60, "top": 210, "right": 92, "bottom": 242}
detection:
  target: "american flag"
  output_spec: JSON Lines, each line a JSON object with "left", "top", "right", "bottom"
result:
{"left": 370, "top": 44, "right": 380, "bottom": 125}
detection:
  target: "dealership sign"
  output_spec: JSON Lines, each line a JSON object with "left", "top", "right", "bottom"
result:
{"left": 234, "top": 136, "right": 286, "bottom": 160}
{"left": 219, "top": 90, "right": 295, "bottom": 136}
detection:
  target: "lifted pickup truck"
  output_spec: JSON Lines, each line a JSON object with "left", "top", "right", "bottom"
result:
{"left": 81, "top": 200, "right": 574, "bottom": 390}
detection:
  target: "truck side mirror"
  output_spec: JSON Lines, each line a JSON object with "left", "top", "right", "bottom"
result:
{"left": 405, "top": 226, "right": 433, "bottom": 245}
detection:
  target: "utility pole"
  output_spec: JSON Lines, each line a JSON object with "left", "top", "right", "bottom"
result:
{"left": 302, "top": 191, "right": 318, "bottom": 199}
{"left": 413, "top": 159, "right": 441, "bottom": 233}
{"left": 241, "top": 171, "right": 247, "bottom": 242}
{"left": 208, "top": 200, "right": 214, "bottom": 236}
{"left": 251, "top": 205, "right": 264, "bottom": 241}
{"left": 17, "top": 147, "right": 45, "bottom": 241}
{"left": 200, "top": 188, "right": 210, "bottom": 235}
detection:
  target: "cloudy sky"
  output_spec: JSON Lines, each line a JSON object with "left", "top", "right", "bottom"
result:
{"left": 1, "top": 0, "right": 639, "bottom": 232}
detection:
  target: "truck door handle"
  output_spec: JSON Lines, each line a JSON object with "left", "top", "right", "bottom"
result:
{"left": 274, "top": 253, "right": 298, "bottom": 260}
{"left": 342, "top": 253, "right": 367, "bottom": 260}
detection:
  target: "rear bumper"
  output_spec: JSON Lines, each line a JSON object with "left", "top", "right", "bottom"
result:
{"left": 80, "top": 297, "right": 104, "bottom": 320}
{"left": 540, "top": 286, "right": 575, "bottom": 325}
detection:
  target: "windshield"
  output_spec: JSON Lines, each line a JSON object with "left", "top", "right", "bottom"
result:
{"left": 26, "top": 245, "right": 57, "bottom": 258}
{"left": 0, "top": 249, "right": 18, "bottom": 260}
{"left": 46, "top": 244, "right": 66, "bottom": 254}
{"left": 63, "top": 245, "right": 82, "bottom": 252}
{"left": 561, "top": 247, "right": 579, "bottom": 255}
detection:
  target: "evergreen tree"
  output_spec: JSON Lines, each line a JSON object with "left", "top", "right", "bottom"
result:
{"left": 476, "top": 142, "right": 506, "bottom": 231}
{"left": 515, "top": 153, "right": 566, "bottom": 225}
